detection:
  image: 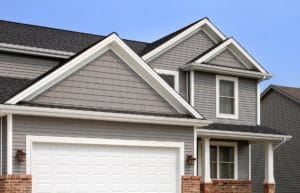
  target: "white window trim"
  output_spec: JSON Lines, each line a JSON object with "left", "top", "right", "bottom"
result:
{"left": 216, "top": 75, "right": 239, "bottom": 119}
{"left": 155, "top": 69, "right": 179, "bottom": 92}
{"left": 210, "top": 141, "right": 238, "bottom": 180}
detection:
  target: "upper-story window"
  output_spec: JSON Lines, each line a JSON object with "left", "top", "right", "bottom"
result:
{"left": 216, "top": 75, "right": 238, "bottom": 119}
{"left": 155, "top": 69, "right": 179, "bottom": 92}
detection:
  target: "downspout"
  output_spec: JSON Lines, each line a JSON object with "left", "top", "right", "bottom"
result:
{"left": 273, "top": 137, "right": 288, "bottom": 150}
{"left": 0, "top": 116, "right": 2, "bottom": 175}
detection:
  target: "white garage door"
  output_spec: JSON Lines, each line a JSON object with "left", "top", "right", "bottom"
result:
{"left": 31, "top": 141, "right": 181, "bottom": 193}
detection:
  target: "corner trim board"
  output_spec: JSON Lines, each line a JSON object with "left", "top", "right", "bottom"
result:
{"left": 6, "top": 114, "right": 12, "bottom": 174}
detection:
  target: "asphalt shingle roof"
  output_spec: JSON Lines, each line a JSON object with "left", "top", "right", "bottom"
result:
{"left": 0, "top": 76, "right": 33, "bottom": 103}
{"left": 263, "top": 85, "right": 300, "bottom": 104}
{"left": 0, "top": 20, "right": 148, "bottom": 55}
{"left": 202, "top": 123, "right": 286, "bottom": 135}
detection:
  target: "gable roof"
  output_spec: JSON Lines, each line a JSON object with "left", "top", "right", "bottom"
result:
{"left": 262, "top": 85, "right": 300, "bottom": 104}
{"left": 187, "top": 38, "right": 270, "bottom": 75}
{"left": 0, "top": 20, "right": 148, "bottom": 55}
{"left": 5, "top": 33, "right": 203, "bottom": 119}
{"left": 141, "top": 18, "right": 226, "bottom": 61}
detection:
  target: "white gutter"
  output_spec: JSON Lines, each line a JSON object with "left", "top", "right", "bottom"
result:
{"left": 0, "top": 42, "right": 75, "bottom": 59}
{"left": 182, "top": 63, "right": 272, "bottom": 80}
{"left": 197, "top": 128, "right": 292, "bottom": 141}
{"left": 273, "top": 137, "right": 288, "bottom": 150}
{"left": 0, "top": 105, "right": 210, "bottom": 127}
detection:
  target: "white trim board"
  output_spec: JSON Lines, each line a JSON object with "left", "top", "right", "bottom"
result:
{"left": 4, "top": 33, "right": 203, "bottom": 119}
{"left": 142, "top": 18, "right": 225, "bottom": 62}
{"left": 182, "top": 63, "right": 271, "bottom": 80}
{"left": 197, "top": 128, "right": 292, "bottom": 141}
{"left": 0, "top": 104, "right": 210, "bottom": 127}
{"left": 26, "top": 135, "right": 185, "bottom": 191}
{"left": 0, "top": 42, "right": 75, "bottom": 59}
{"left": 193, "top": 38, "right": 270, "bottom": 76}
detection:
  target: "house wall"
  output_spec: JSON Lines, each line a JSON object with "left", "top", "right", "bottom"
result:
{"left": 252, "top": 90, "right": 300, "bottom": 193}
{"left": 31, "top": 50, "right": 179, "bottom": 116}
{"left": 0, "top": 52, "right": 61, "bottom": 79}
{"left": 147, "top": 30, "right": 216, "bottom": 100}
{"left": 12, "top": 115, "right": 195, "bottom": 175}
{"left": 194, "top": 71, "right": 257, "bottom": 125}
{"left": 1, "top": 116, "right": 7, "bottom": 175}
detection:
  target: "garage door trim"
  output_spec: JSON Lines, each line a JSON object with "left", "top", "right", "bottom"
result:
{"left": 26, "top": 135, "right": 184, "bottom": 191}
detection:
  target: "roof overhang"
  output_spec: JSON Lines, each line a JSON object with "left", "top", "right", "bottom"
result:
{"left": 0, "top": 104, "right": 209, "bottom": 127}
{"left": 197, "top": 128, "right": 292, "bottom": 142}
{"left": 0, "top": 42, "right": 75, "bottom": 59}
{"left": 4, "top": 33, "right": 203, "bottom": 119}
{"left": 182, "top": 63, "right": 272, "bottom": 80}
{"left": 142, "top": 18, "right": 226, "bottom": 62}
{"left": 190, "top": 38, "right": 271, "bottom": 79}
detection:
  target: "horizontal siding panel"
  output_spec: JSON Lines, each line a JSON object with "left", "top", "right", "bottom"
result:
{"left": 0, "top": 52, "right": 61, "bottom": 79}
{"left": 32, "top": 50, "right": 178, "bottom": 115}
{"left": 149, "top": 30, "right": 216, "bottom": 70}
{"left": 12, "top": 115, "right": 195, "bottom": 175}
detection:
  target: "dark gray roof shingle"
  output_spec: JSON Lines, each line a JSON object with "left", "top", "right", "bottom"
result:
{"left": 0, "top": 76, "right": 33, "bottom": 103}
{"left": 0, "top": 20, "right": 148, "bottom": 54}
{"left": 262, "top": 85, "right": 300, "bottom": 104}
{"left": 203, "top": 123, "right": 286, "bottom": 135}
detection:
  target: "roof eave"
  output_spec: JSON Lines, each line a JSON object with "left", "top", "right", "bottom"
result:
{"left": 197, "top": 128, "right": 292, "bottom": 141}
{"left": 182, "top": 63, "right": 272, "bottom": 80}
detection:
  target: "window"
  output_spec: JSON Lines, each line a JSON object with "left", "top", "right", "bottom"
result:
{"left": 155, "top": 69, "right": 179, "bottom": 91}
{"left": 210, "top": 142, "right": 238, "bottom": 179}
{"left": 216, "top": 75, "right": 238, "bottom": 119}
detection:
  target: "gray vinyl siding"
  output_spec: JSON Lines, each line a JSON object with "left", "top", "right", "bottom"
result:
{"left": 31, "top": 50, "right": 179, "bottom": 116}
{"left": 194, "top": 71, "right": 257, "bottom": 125}
{"left": 12, "top": 115, "right": 195, "bottom": 175}
{"left": 148, "top": 30, "right": 216, "bottom": 71}
{"left": 0, "top": 52, "right": 61, "bottom": 79}
{"left": 147, "top": 30, "right": 216, "bottom": 102}
{"left": 238, "top": 141, "right": 250, "bottom": 180}
{"left": 207, "top": 49, "right": 249, "bottom": 70}
{"left": 1, "top": 116, "right": 7, "bottom": 174}
{"left": 252, "top": 90, "right": 300, "bottom": 193}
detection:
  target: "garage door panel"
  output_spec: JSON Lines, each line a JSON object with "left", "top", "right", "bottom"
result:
{"left": 32, "top": 142, "right": 180, "bottom": 193}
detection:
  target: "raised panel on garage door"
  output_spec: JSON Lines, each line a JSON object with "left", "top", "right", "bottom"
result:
{"left": 31, "top": 142, "right": 181, "bottom": 193}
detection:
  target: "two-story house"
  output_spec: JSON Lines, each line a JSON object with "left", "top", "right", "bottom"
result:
{"left": 0, "top": 18, "right": 291, "bottom": 193}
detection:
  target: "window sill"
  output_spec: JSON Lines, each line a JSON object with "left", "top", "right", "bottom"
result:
{"left": 216, "top": 113, "right": 238, "bottom": 119}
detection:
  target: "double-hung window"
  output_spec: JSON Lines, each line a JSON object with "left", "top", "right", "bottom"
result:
{"left": 210, "top": 142, "right": 238, "bottom": 179}
{"left": 155, "top": 69, "right": 179, "bottom": 92}
{"left": 216, "top": 75, "right": 238, "bottom": 119}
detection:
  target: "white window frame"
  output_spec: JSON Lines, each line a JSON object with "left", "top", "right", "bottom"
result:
{"left": 210, "top": 141, "right": 238, "bottom": 180}
{"left": 155, "top": 69, "right": 179, "bottom": 92}
{"left": 216, "top": 75, "right": 239, "bottom": 119}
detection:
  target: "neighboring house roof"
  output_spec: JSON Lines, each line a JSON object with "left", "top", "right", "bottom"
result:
{"left": 4, "top": 33, "right": 204, "bottom": 119}
{"left": 203, "top": 123, "right": 286, "bottom": 135}
{"left": 0, "top": 20, "right": 148, "bottom": 55}
{"left": 262, "top": 84, "right": 300, "bottom": 104}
